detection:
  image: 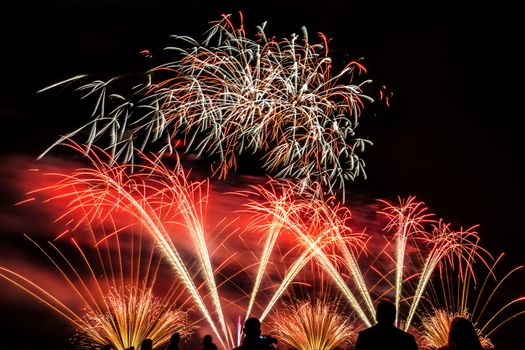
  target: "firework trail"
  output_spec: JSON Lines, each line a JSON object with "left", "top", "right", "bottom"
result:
{"left": 31, "top": 142, "right": 232, "bottom": 347}
{"left": 403, "top": 221, "right": 482, "bottom": 329}
{"left": 0, "top": 231, "right": 193, "bottom": 350}
{"left": 39, "top": 13, "right": 373, "bottom": 196}
{"left": 270, "top": 299, "right": 354, "bottom": 350}
{"left": 12, "top": 144, "right": 517, "bottom": 347}
{"left": 420, "top": 253, "right": 525, "bottom": 348}
{"left": 31, "top": 143, "right": 359, "bottom": 348}
{"left": 242, "top": 179, "right": 372, "bottom": 325}
{"left": 378, "top": 196, "right": 434, "bottom": 326}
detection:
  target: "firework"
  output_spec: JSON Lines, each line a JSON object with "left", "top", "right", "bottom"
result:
{"left": 242, "top": 179, "right": 372, "bottom": 325}
{"left": 0, "top": 232, "right": 193, "bottom": 350}
{"left": 32, "top": 142, "right": 233, "bottom": 347}
{"left": 270, "top": 299, "right": 354, "bottom": 350}
{"left": 374, "top": 197, "right": 485, "bottom": 331}
{"left": 39, "top": 13, "right": 373, "bottom": 195}
{"left": 419, "top": 309, "right": 493, "bottom": 349}
{"left": 81, "top": 286, "right": 191, "bottom": 349}
{"left": 15, "top": 140, "right": 523, "bottom": 349}
{"left": 420, "top": 253, "right": 525, "bottom": 349}
{"left": 32, "top": 143, "right": 362, "bottom": 348}
{"left": 378, "top": 196, "right": 434, "bottom": 326}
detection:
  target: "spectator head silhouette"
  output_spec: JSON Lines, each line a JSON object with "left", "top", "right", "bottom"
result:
{"left": 375, "top": 299, "right": 396, "bottom": 324}
{"left": 170, "top": 332, "right": 181, "bottom": 344}
{"left": 243, "top": 317, "right": 262, "bottom": 338}
{"left": 140, "top": 338, "right": 153, "bottom": 350}
{"left": 202, "top": 334, "right": 218, "bottom": 350}
{"left": 448, "top": 317, "right": 483, "bottom": 350}
{"left": 203, "top": 334, "right": 213, "bottom": 345}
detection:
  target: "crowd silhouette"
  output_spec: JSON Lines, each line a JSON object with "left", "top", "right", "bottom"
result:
{"left": 96, "top": 300, "right": 489, "bottom": 350}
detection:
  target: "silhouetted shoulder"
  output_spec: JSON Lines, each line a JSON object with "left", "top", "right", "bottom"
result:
{"left": 355, "top": 324, "right": 418, "bottom": 350}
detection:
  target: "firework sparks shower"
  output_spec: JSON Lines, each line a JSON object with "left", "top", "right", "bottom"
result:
{"left": 39, "top": 13, "right": 373, "bottom": 196}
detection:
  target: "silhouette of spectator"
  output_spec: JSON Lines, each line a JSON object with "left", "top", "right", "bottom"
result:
{"left": 233, "top": 317, "right": 274, "bottom": 350}
{"left": 167, "top": 332, "right": 181, "bottom": 350}
{"left": 354, "top": 299, "right": 418, "bottom": 350}
{"left": 202, "top": 334, "right": 218, "bottom": 350}
{"left": 438, "top": 317, "right": 483, "bottom": 350}
{"left": 140, "top": 338, "right": 153, "bottom": 350}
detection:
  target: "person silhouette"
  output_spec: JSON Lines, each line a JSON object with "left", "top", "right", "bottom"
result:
{"left": 354, "top": 299, "right": 418, "bottom": 350}
{"left": 233, "top": 317, "right": 273, "bottom": 350}
{"left": 140, "top": 338, "right": 153, "bottom": 350}
{"left": 438, "top": 317, "right": 483, "bottom": 350}
{"left": 167, "top": 332, "right": 181, "bottom": 350}
{"left": 202, "top": 334, "right": 218, "bottom": 350}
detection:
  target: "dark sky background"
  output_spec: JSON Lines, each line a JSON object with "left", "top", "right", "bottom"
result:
{"left": 1, "top": 1, "right": 524, "bottom": 349}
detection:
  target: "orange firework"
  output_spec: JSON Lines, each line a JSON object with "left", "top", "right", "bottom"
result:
{"left": 270, "top": 299, "right": 355, "bottom": 350}
{"left": 10, "top": 141, "right": 521, "bottom": 349}
{"left": 420, "top": 253, "right": 525, "bottom": 349}
{"left": 30, "top": 142, "right": 236, "bottom": 347}
{"left": 28, "top": 142, "right": 364, "bottom": 348}
{"left": 0, "top": 230, "right": 194, "bottom": 350}
{"left": 242, "top": 179, "right": 372, "bottom": 325}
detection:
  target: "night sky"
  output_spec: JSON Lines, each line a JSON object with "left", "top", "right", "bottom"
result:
{"left": 1, "top": 1, "right": 524, "bottom": 349}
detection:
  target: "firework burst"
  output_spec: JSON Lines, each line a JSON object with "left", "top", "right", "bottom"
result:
{"left": 419, "top": 253, "right": 525, "bottom": 349}
{"left": 419, "top": 309, "right": 493, "bottom": 349}
{"left": 269, "top": 299, "right": 354, "bottom": 350}
{"left": 0, "top": 231, "right": 194, "bottom": 350}
{"left": 39, "top": 13, "right": 373, "bottom": 195}
{"left": 81, "top": 286, "right": 191, "bottom": 349}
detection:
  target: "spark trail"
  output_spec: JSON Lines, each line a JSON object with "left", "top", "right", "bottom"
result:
{"left": 379, "top": 196, "right": 434, "bottom": 326}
